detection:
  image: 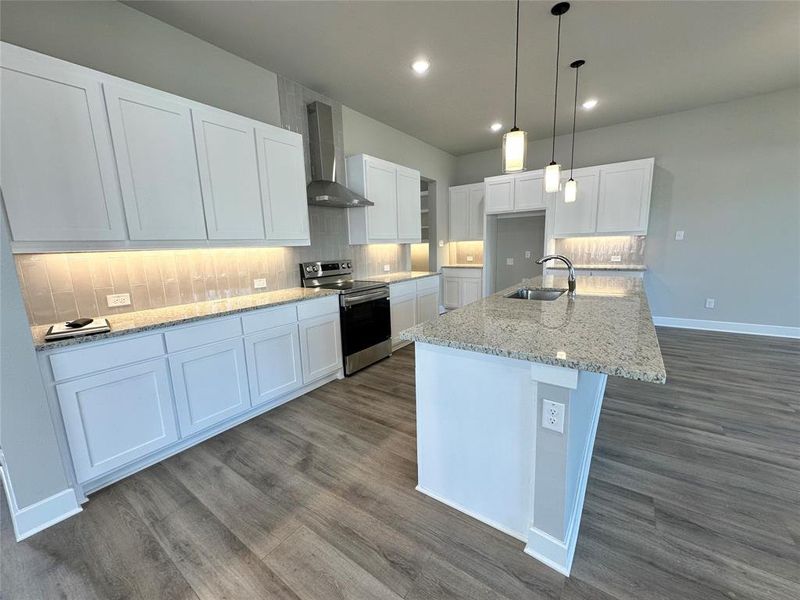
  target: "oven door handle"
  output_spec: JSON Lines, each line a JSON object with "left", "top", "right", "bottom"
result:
{"left": 342, "top": 289, "right": 390, "bottom": 307}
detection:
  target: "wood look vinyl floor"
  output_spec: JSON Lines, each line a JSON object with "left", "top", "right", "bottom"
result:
{"left": 3, "top": 328, "right": 799, "bottom": 599}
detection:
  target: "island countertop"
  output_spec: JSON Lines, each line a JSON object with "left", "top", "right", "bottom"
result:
{"left": 400, "top": 275, "right": 666, "bottom": 383}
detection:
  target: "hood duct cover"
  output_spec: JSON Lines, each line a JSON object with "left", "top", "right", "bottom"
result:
{"left": 306, "top": 101, "right": 373, "bottom": 208}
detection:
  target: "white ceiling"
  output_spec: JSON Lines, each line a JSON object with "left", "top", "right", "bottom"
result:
{"left": 125, "top": 1, "right": 800, "bottom": 156}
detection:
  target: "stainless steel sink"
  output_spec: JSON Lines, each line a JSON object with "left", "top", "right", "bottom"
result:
{"left": 505, "top": 287, "right": 567, "bottom": 301}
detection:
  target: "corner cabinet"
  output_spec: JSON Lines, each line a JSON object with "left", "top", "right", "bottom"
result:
{"left": 449, "top": 183, "right": 484, "bottom": 241}
{"left": 346, "top": 154, "right": 421, "bottom": 244}
{"left": 0, "top": 42, "right": 311, "bottom": 250}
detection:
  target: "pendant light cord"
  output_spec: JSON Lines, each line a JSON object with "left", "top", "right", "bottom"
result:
{"left": 513, "top": 0, "right": 520, "bottom": 129}
{"left": 551, "top": 13, "right": 562, "bottom": 161}
{"left": 570, "top": 64, "right": 579, "bottom": 178}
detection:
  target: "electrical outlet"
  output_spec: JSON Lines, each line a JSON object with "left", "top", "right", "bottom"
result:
{"left": 542, "top": 399, "right": 565, "bottom": 434}
{"left": 466, "top": 255, "right": 474, "bottom": 262}
{"left": 506, "top": 257, "right": 514, "bottom": 266}
{"left": 610, "top": 255, "right": 622, "bottom": 262}
{"left": 253, "top": 278, "right": 267, "bottom": 289}
{"left": 675, "top": 230, "right": 685, "bottom": 241}
{"left": 525, "top": 250, "right": 531, "bottom": 259}
{"left": 383, "top": 264, "right": 391, "bottom": 272}
{"left": 106, "top": 293, "right": 131, "bottom": 308}
{"left": 705, "top": 298, "right": 716, "bottom": 309}
{"left": 438, "top": 240, "right": 444, "bottom": 248}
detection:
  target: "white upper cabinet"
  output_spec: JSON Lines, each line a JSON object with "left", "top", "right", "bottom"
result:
{"left": 192, "top": 110, "right": 265, "bottom": 240}
{"left": 514, "top": 172, "right": 545, "bottom": 211}
{"left": 255, "top": 125, "right": 310, "bottom": 245}
{"left": 347, "top": 154, "right": 421, "bottom": 244}
{"left": 0, "top": 46, "right": 126, "bottom": 242}
{"left": 104, "top": 84, "right": 207, "bottom": 240}
{"left": 449, "top": 183, "right": 484, "bottom": 241}
{"left": 552, "top": 169, "right": 600, "bottom": 236}
{"left": 397, "top": 166, "right": 422, "bottom": 242}
{"left": 596, "top": 158, "right": 654, "bottom": 235}
{"left": 485, "top": 176, "right": 515, "bottom": 213}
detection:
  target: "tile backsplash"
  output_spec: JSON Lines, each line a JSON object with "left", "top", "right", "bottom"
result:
{"left": 553, "top": 236, "right": 646, "bottom": 267}
{"left": 449, "top": 241, "right": 484, "bottom": 265}
{"left": 16, "top": 208, "right": 409, "bottom": 326}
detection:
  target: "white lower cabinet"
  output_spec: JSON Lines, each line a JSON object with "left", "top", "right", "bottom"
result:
{"left": 56, "top": 359, "right": 178, "bottom": 483}
{"left": 298, "top": 313, "right": 342, "bottom": 384}
{"left": 169, "top": 339, "right": 250, "bottom": 436}
{"left": 416, "top": 288, "right": 440, "bottom": 324}
{"left": 245, "top": 323, "right": 303, "bottom": 406}
{"left": 441, "top": 267, "right": 483, "bottom": 310}
{"left": 390, "top": 275, "right": 441, "bottom": 349}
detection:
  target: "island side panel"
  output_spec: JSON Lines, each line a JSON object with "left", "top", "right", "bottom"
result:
{"left": 414, "top": 343, "right": 536, "bottom": 540}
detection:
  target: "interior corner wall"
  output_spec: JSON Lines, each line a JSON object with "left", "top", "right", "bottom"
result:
{"left": 342, "top": 106, "right": 458, "bottom": 270}
{"left": 453, "top": 88, "right": 800, "bottom": 328}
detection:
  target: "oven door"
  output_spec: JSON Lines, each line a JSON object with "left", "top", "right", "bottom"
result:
{"left": 340, "top": 288, "right": 391, "bottom": 359}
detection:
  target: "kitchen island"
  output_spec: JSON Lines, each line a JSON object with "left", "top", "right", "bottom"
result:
{"left": 400, "top": 275, "right": 665, "bottom": 575}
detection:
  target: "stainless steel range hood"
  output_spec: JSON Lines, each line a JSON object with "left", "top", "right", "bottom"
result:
{"left": 307, "top": 101, "right": 373, "bottom": 208}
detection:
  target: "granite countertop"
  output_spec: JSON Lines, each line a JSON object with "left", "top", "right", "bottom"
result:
{"left": 31, "top": 287, "right": 339, "bottom": 351}
{"left": 548, "top": 264, "right": 647, "bottom": 271}
{"left": 364, "top": 271, "right": 440, "bottom": 284}
{"left": 400, "top": 275, "right": 666, "bottom": 383}
{"left": 442, "top": 264, "right": 484, "bottom": 269}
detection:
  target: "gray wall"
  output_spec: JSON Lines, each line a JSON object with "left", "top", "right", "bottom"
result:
{"left": 1, "top": 206, "right": 70, "bottom": 509}
{"left": 0, "top": 0, "right": 281, "bottom": 126}
{"left": 494, "top": 216, "right": 545, "bottom": 292}
{"left": 454, "top": 88, "right": 800, "bottom": 327}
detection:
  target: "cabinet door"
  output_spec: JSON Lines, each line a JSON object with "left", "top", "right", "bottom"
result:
{"left": 364, "top": 158, "right": 398, "bottom": 241}
{"left": 193, "top": 110, "right": 265, "bottom": 240}
{"left": 514, "top": 172, "right": 545, "bottom": 211}
{"left": 442, "top": 277, "right": 462, "bottom": 309}
{"left": 244, "top": 323, "right": 303, "bottom": 406}
{"left": 461, "top": 278, "right": 482, "bottom": 306}
{"left": 169, "top": 339, "right": 250, "bottom": 436}
{"left": 104, "top": 84, "right": 207, "bottom": 240}
{"left": 396, "top": 166, "right": 421, "bottom": 242}
{"left": 390, "top": 293, "right": 417, "bottom": 347}
{"left": 552, "top": 170, "right": 600, "bottom": 237}
{"left": 485, "top": 178, "right": 514, "bottom": 213}
{"left": 467, "top": 184, "right": 485, "bottom": 240}
{"left": 448, "top": 186, "right": 469, "bottom": 241}
{"left": 298, "top": 314, "right": 342, "bottom": 384}
{"left": 596, "top": 160, "right": 653, "bottom": 234}
{"left": 417, "top": 289, "right": 440, "bottom": 324}
{"left": 0, "top": 53, "right": 126, "bottom": 241}
{"left": 255, "top": 125, "right": 310, "bottom": 244}
{"left": 56, "top": 359, "right": 178, "bottom": 482}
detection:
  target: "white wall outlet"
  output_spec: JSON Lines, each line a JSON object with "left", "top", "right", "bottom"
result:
{"left": 610, "top": 255, "right": 622, "bottom": 262}
{"left": 675, "top": 230, "right": 685, "bottom": 241}
{"left": 253, "top": 278, "right": 267, "bottom": 289}
{"left": 438, "top": 240, "right": 444, "bottom": 248}
{"left": 705, "top": 298, "right": 716, "bottom": 309}
{"left": 466, "top": 255, "right": 474, "bottom": 262}
{"left": 506, "top": 257, "right": 514, "bottom": 266}
{"left": 525, "top": 250, "right": 531, "bottom": 259}
{"left": 542, "top": 399, "right": 565, "bottom": 434}
{"left": 106, "top": 293, "right": 131, "bottom": 308}
{"left": 383, "top": 264, "right": 391, "bottom": 272}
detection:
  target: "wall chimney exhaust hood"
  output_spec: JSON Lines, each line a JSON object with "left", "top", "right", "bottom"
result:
{"left": 306, "top": 101, "right": 373, "bottom": 208}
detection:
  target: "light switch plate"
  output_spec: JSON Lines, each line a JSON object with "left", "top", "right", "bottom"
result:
{"left": 542, "top": 399, "right": 565, "bottom": 434}
{"left": 610, "top": 255, "right": 622, "bottom": 262}
{"left": 525, "top": 251, "right": 531, "bottom": 259}
{"left": 506, "top": 257, "right": 514, "bottom": 266}
{"left": 106, "top": 293, "right": 131, "bottom": 308}
{"left": 705, "top": 298, "right": 716, "bottom": 309}
{"left": 383, "top": 264, "right": 391, "bottom": 272}
{"left": 675, "top": 230, "right": 685, "bottom": 241}
{"left": 253, "top": 278, "right": 267, "bottom": 289}
{"left": 466, "top": 256, "right": 474, "bottom": 262}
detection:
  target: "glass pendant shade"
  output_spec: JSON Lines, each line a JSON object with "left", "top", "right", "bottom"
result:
{"left": 564, "top": 177, "right": 577, "bottom": 203}
{"left": 544, "top": 162, "right": 561, "bottom": 192}
{"left": 502, "top": 129, "right": 527, "bottom": 173}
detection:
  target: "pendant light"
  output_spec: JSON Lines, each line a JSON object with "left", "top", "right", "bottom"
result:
{"left": 545, "top": 2, "right": 570, "bottom": 192}
{"left": 564, "top": 59, "right": 584, "bottom": 203}
{"left": 502, "top": 0, "right": 527, "bottom": 173}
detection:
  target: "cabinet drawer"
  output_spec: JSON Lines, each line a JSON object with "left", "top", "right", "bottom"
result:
{"left": 241, "top": 304, "right": 297, "bottom": 334}
{"left": 296, "top": 295, "right": 339, "bottom": 320}
{"left": 49, "top": 334, "right": 165, "bottom": 381}
{"left": 164, "top": 317, "right": 242, "bottom": 353}
{"left": 416, "top": 276, "right": 440, "bottom": 293}
{"left": 390, "top": 280, "right": 417, "bottom": 298}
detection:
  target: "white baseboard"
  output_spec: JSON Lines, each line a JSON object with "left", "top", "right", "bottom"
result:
{"left": 523, "top": 528, "right": 571, "bottom": 576}
{"left": 0, "top": 463, "right": 81, "bottom": 541}
{"left": 653, "top": 316, "right": 800, "bottom": 339}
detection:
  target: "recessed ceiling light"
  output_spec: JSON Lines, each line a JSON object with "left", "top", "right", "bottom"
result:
{"left": 582, "top": 98, "right": 598, "bottom": 110}
{"left": 490, "top": 122, "right": 503, "bottom": 132}
{"left": 412, "top": 59, "right": 430, "bottom": 75}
